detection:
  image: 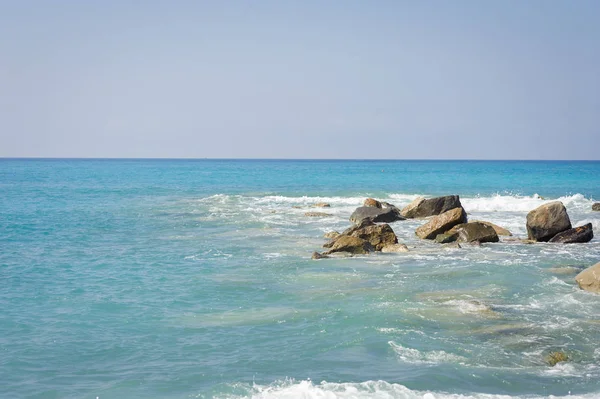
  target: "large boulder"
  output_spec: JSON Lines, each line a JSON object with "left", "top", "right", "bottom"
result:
{"left": 363, "top": 198, "right": 382, "bottom": 208}
{"left": 593, "top": 203, "right": 600, "bottom": 211}
{"left": 381, "top": 243, "right": 409, "bottom": 253}
{"left": 325, "top": 221, "right": 397, "bottom": 252}
{"left": 453, "top": 222, "right": 499, "bottom": 243}
{"left": 415, "top": 207, "right": 468, "bottom": 239}
{"left": 548, "top": 223, "right": 593, "bottom": 243}
{"left": 575, "top": 262, "right": 600, "bottom": 294}
{"left": 350, "top": 205, "right": 404, "bottom": 225}
{"left": 470, "top": 220, "right": 512, "bottom": 236}
{"left": 526, "top": 201, "right": 572, "bottom": 242}
{"left": 323, "top": 235, "right": 372, "bottom": 255}
{"left": 401, "top": 195, "right": 462, "bottom": 218}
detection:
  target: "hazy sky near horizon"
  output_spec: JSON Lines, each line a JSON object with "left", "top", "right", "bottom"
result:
{"left": 1, "top": 1, "right": 599, "bottom": 159}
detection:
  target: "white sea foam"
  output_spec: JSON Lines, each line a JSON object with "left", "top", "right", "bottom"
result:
{"left": 388, "top": 341, "right": 467, "bottom": 364}
{"left": 217, "top": 379, "right": 598, "bottom": 399}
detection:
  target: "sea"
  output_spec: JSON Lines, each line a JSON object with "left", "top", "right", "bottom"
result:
{"left": 1, "top": 159, "right": 600, "bottom": 399}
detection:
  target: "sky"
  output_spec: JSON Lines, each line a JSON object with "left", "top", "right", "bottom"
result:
{"left": 1, "top": 1, "right": 599, "bottom": 159}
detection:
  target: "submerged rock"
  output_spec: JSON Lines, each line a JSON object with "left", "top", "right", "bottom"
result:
{"left": 454, "top": 222, "right": 499, "bottom": 243}
{"left": 470, "top": 220, "right": 512, "bottom": 236}
{"left": 311, "top": 251, "right": 329, "bottom": 260}
{"left": 363, "top": 198, "right": 382, "bottom": 208}
{"left": 593, "top": 203, "right": 600, "bottom": 211}
{"left": 435, "top": 233, "right": 457, "bottom": 243}
{"left": 548, "top": 223, "right": 593, "bottom": 243}
{"left": 381, "top": 243, "right": 409, "bottom": 253}
{"left": 323, "top": 235, "right": 372, "bottom": 255}
{"left": 323, "top": 231, "right": 340, "bottom": 239}
{"left": 526, "top": 201, "right": 571, "bottom": 241}
{"left": 575, "top": 262, "right": 600, "bottom": 294}
{"left": 401, "top": 195, "right": 462, "bottom": 218}
{"left": 349, "top": 206, "right": 404, "bottom": 225}
{"left": 312, "top": 202, "right": 331, "bottom": 208}
{"left": 545, "top": 351, "right": 569, "bottom": 366}
{"left": 415, "top": 207, "right": 468, "bottom": 239}
{"left": 442, "top": 242, "right": 462, "bottom": 249}
{"left": 304, "top": 212, "right": 332, "bottom": 217}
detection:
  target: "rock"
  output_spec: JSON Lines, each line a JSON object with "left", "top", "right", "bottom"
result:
{"left": 311, "top": 252, "right": 328, "bottom": 259}
{"left": 292, "top": 206, "right": 303, "bottom": 209}
{"left": 593, "top": 203, "right": 600, "bottom": 211}
{"left": 548, "top": 223, "right": 593, "bottom": 243}
{"left": 415, "top": 207, "right": 468, "bottom": 239}
{"left": 363, "top": 198, "right": 382, "bottom": 208}
{"left": 348, "top": 223, "right": 398, "bottom": 251}
{"left": 323, "top": 235, "right": 372, "bottom": 255}
{"left": 470, "top": 220, "right": 512, "bottom": 236}
{"left": 545, "top": 351, "right": 569, "bottom": 366}
{"left": 526, "top": 201, "right": 571, "bottom": 241}
{"left": 323, "top": 231, "right": 340, "bottom": 239}
{"left": 454, "top": 222, "right": 499, "bottom": 243}
{"left": 349, "top": 206, "right": 404, "bottom": 225}
{"left": 381, "top": 243, "right": 409, "bottom": 253}
{"left": 575, "top": 262, "right": 600, "bottom": 293}
{"left": 305, "top": 212, "right": 332, "bottom": 217}
{"left": 401, "top": 195, "right": 462, "bottom": 218}
{"left": 435, "top": 233, "right": 457, "bottom": 243}
{"left": 313, "top": 202, "right": 331, "bottom": 208}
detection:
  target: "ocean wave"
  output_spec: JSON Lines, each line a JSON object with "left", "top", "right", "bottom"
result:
{"left": 213, "top": 379, "right": 598, "bottom": 398}
{"left": 388, "top": 341, "right": 467, "bottom": 364}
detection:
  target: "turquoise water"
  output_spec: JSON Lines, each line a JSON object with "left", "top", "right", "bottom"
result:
{"left": 2, "top": 159, "right": 600, "bottom": 399}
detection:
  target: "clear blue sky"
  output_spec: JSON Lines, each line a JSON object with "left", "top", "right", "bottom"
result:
{"left": 1, "top": 1, "right": 599, "bottom": 159}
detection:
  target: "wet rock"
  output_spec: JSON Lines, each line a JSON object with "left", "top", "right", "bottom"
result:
{"left": 545, "top": 351, "right": 569, "bottom": 366}
{"left": 304, "top": 212, "right": 332, "bottom": 217}
{"left": 401, "top": 195, "right": 462, "bottom": 218}
{"left": 454, "top": 222, "right": 499, "bottom": 243}
{"left": 593, "top": 203, "right": 600, "bottom": 211}
{"left": 363, "top": 198, "right": 382, "bottom": 208}
{"left": 323, "top": 235, "right": 372, "bottom": 255}
{"left": 415, "top": 207, "right": 468, "bottom": 239}
{"left": 575, "top": 262, "right": 600, "bottom": 294}
{"left": 442, "top": 242, "right": 462, "bottom": 249}
{"left": 435, "top": 233, "right": 457, "bottom": 243}
{"left": 381, "top": 243, "right": 409, "bottom": 253}
{"left": 526, "top": 201, "right": 571, "bottom": 241}
{"left": 323, "top": 231, "right": 340, "bottom": 239}
{"left": 292, "top": 205, "right": 303, "bottom": 209}
{"left": 312, "top": 202, "right": 331, "bottom": 208}
{"left": 470, "top": 220, "right": 512, "bottom": 236}
{"left": 548, "top": 223, "right": 593, "bottom": 243}
{"left": 311, "top": 252, "right": 329, "bottom": 260}
{"left": 324, "top": 221, "right": 398, "bottom": 252}
{"left": 349, "top": 206, "right": 404, "bottom": 225}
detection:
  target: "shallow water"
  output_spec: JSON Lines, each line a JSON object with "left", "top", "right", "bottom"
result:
{"left": 1, "top": 159, "right": 600, "bottom": 398}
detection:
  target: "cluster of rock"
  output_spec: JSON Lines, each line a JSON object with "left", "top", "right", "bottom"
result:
{"left": 526, "top": 201, "right": 593, "bottom": 243}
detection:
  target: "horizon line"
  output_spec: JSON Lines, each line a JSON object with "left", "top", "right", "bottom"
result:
{"left": 1, "top": 157, "right": 599, "bottom": 162}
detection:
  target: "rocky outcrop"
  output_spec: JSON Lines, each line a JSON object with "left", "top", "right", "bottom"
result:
{"left": 326, "top": 221, "right": 397, "bottom": 252}
{"left": 323, "top": 235, "right": 372, "bottom": 255}
{"left": 305, "top": 212, "right": 332, "bottom": 217}
{"left": 324, "top": 231, "right": 340, "bottom": 239}
{"left": 453, "top": 222, "right": 499, "bottom": 243}
{"left": 526, "top": 201, "right": 572, "bottom": 242}
{"left": 363, "top": 198, "right": 382, "bottom": 208}
{"left": 349, "top": 206, "right": 404, "bottom": 225}
{"left": 470, "top": 220, "right": 512, "bottom": 236}
{"left": 575, "top": 262, "right": 600, "bottom": 293}
{"left": 381, "top": 243, "right": 409, "bottom": 253}
{"left": 548, "top": 223, "right": 593, "bottom": 243}
{"left": 593, "top": 203, "right": 600, "bottom": 211}
{"left": 401, "top": 195, "right": 462, "bottom": 218}
{"left": 415, "top": 207, "right": 468, "bottom": 239}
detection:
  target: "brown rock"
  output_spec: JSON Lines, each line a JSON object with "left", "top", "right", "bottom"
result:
{"left": 548, "top": 223, "right": 593, "bottom": 243}
{"left": 381, "top": 243, "right": 409, "bottom": 253}
{"left": 348, "top": 223, "right": 398, "bottom": 251}
{"left": 526, "top": 201, "right": 572, "bottom": 241}
{"left": 349, "top": 206, "right": 404, "bottom": 225}
{"left": 593, "top": 203, "right": 600, "bottom": 211}
{"left": 470, "top": 220, "right": 512, "bottom": 236}
{"left": 401, "top": 195, "right": 462, "bottom": 218}
{"left": 323, "top": 235, "right": 372, "bottom": 255}
{"left": 575, "top": 262, "right": 600, "bottom": 293}
{"left": 311, "top": 252, "right": 328, "bottom": 259}
{"left": 454, "top": 222, "right": 499, "bottom": 243}
{"left": 313, "top": 202, "right": 331, "bottom": 208}
{"left": 415, "top": 207, "right": 468, "bottom": 239}
{"left": 323, "top": 231, "right": 340, "bottom": 239}
{"left": 363, "top": 198, "right": 382, "bottom": 208}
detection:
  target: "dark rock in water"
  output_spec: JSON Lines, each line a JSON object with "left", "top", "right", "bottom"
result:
{"left": 470, "top": 220, "right": 512, "bottom": 236}
{"left": 415, "top": 207, "right": 468, "bottom": 239}
{"left": 593, "top": 203, "right": 600, "bottom": 211}
{"left": 526, "top": 201, "right": 571, "bottom": 242}
{"left": 549, "top": 223, "right": 593, "bottom": 243}
{"left": 311, "top": 252, "right": 328, "bottom": 259}
{"left": 324, "top": 220, "right": 397, "bottom": 252}
{"left": 442, "top": 242, "right": 462, "bottom": 249}
{"left": 545, "top": 351, "right": 569, "bottom": 366}
{"left": 305, "top": 212, "right": 332, "bottom": 217}
{"left": 350, "top": 206, "right": 404, "bottom": 225}
{"left": 575, "top": 262, "right": 600, "bottom": 294}
{"left": 323, "top": 235, "right": 372, "bottom": 255}
{"left": 454, "top": 222, "right": 499, "bottom": 243}
{"left": 363, "top": 198, "right": 382, "bottom": 208}
{"left": 401, "top": 195, "right": 462, "bottom": 218}
{"left": 435, "top": 233, "right": 457, "bottom": 243}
